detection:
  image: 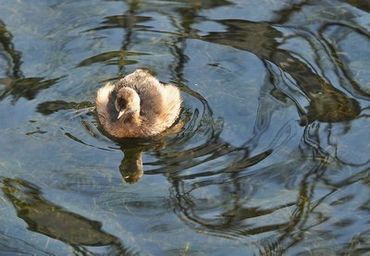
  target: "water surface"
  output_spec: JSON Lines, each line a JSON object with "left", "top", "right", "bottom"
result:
{"left": 0, "top": 0, "right": 369, "bottom": 255}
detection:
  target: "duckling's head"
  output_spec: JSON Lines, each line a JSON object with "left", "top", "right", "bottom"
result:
{"left": 115, "top": 87, "right": 141, "bottom": 121}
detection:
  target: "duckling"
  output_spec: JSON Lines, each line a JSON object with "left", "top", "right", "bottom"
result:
{"left": 96, "top": 69, "right": 181, "bottom": 138}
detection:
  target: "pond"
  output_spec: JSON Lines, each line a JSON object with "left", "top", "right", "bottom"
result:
{"left": 0, "top": 0, "right": 369, "bottom": 255}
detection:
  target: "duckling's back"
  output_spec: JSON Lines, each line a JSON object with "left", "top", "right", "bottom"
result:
{"left": 115, "top": 69, "right": 181, "bottom": 136}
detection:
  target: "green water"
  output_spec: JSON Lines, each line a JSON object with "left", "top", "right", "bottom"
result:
{"left": 0, "top": 0, "right": 369, "bottom": 255}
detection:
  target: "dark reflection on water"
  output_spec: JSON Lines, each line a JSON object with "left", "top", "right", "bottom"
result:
{"left": 200, "top": 20, "right": 362, "bottom": 124}
{"left": 0, "top": 20, "right": 62, "bottom": 103}
{"left": 0, "top": 0, "right": 369, "bottom": 255}
{"left": 1, "top": 178, "right": 135, "bottom": 255}
{"left": 37, "top": 100, "right": 95, "bottom": 115}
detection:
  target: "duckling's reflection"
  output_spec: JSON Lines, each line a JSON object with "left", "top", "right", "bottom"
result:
{"left": 120, "top": 147, "right": 143, "bottom": 183}
{"left": 116, "top": 118, "right": 185, "bottom": 183}
{"left": 1, "top": 178, "right": 132, "bottom": 255}
{"left": 117, "top": 141, "right": 151, "bottom": 184}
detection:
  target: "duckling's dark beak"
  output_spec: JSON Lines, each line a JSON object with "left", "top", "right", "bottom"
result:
{"left": 117, "top": 110, "right": 125, "bottom": 120}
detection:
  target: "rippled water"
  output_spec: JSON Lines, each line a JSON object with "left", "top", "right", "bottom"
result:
{"left": 0, "top": 0, "right": 369, "bottom": 255}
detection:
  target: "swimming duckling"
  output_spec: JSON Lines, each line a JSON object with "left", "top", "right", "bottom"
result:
{"left": 96, "top": 69, "right": 181, "bottom": 138}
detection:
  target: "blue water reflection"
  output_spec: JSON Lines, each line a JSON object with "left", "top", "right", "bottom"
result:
{"left": 0, "top": 0, "right": 369, "bottom": 255}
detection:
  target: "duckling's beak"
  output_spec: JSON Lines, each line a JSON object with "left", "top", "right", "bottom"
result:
{"left": 117, "top": 110, "right": 125, "bottom": 120}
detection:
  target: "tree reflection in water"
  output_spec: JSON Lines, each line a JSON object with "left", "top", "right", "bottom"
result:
{"left": 0, "top": 20, "right": 62, "bottom": 103}
{"left": 1, "top": 178, "right": 136, "bottom": 255}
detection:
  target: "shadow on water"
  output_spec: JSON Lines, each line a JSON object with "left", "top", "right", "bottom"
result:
{"left": 0, "top": 178, "right": 136, "bottom": 255}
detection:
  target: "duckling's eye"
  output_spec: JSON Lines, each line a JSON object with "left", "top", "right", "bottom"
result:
{"left": 115, "top": 97, "right": 127, "bottom": 112}
{"left": 117, "top": 97, "right": 127, "bottom": 109}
